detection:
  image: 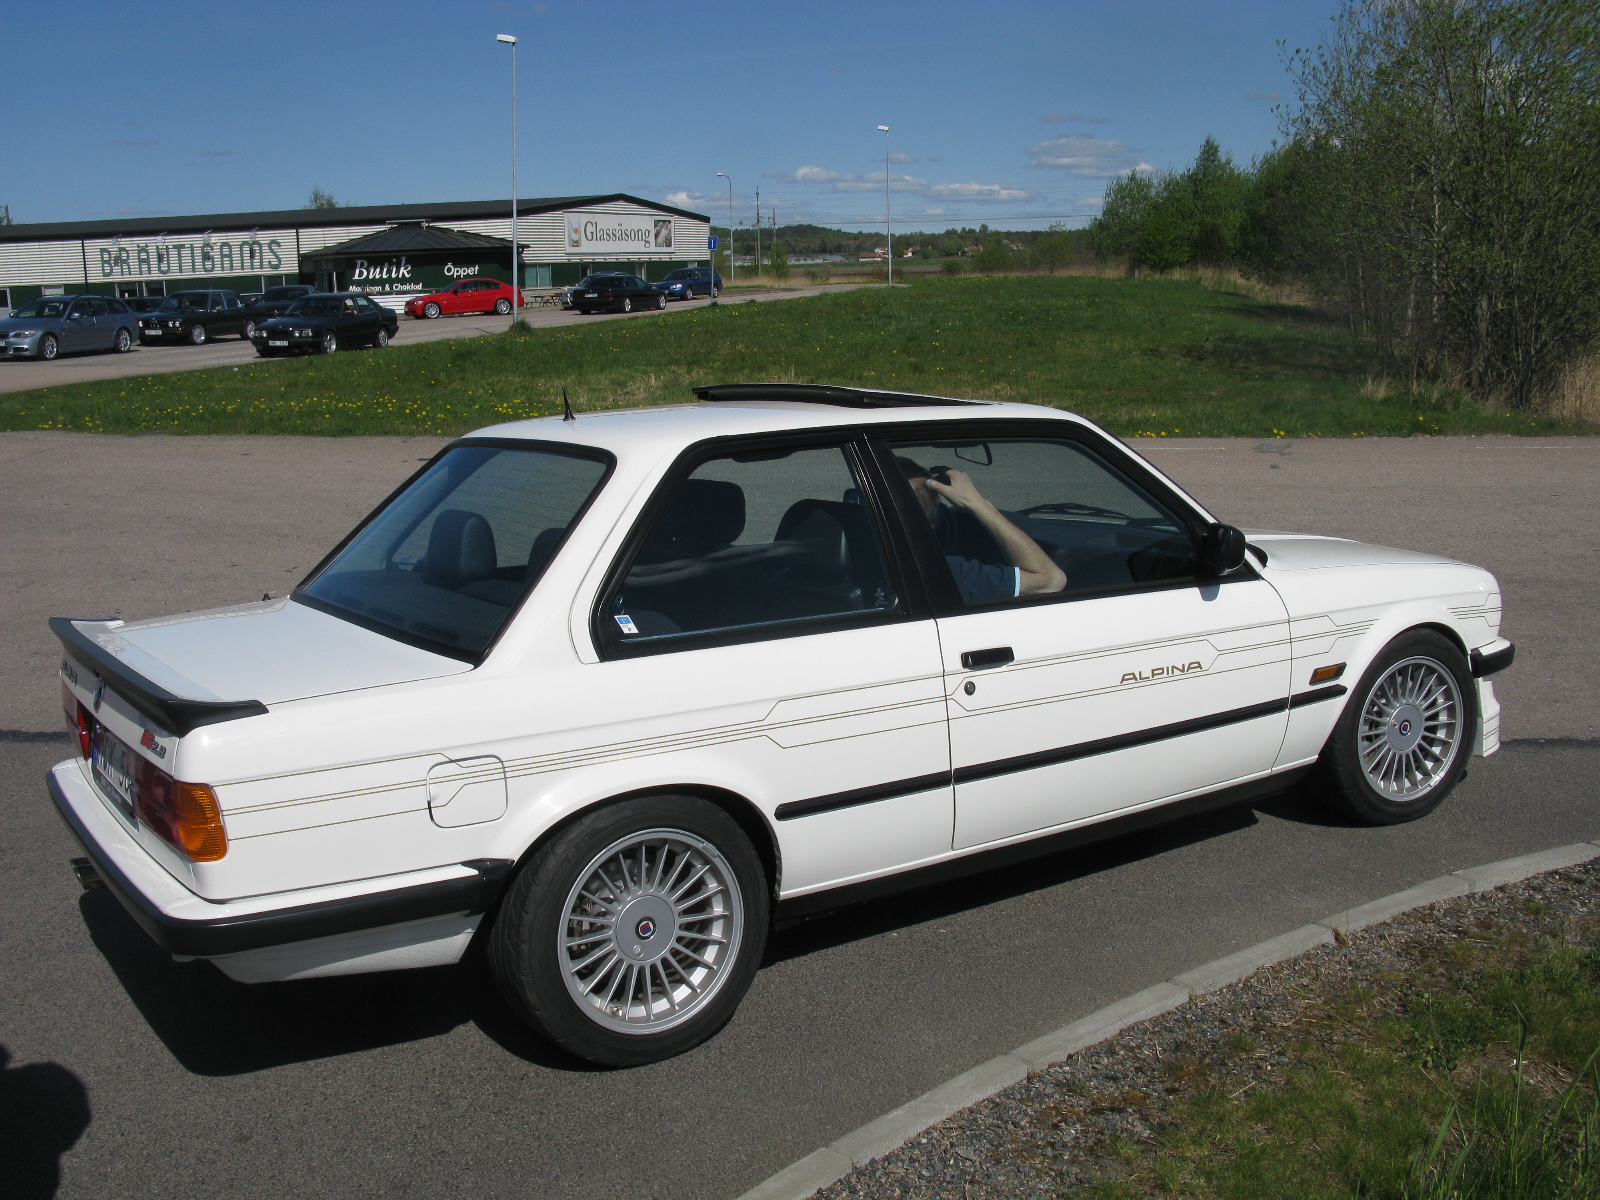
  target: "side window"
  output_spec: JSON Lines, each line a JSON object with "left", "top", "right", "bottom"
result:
{"left": 224, "top": 293, "right": 242, "bottom": 309}
{"left": 68, "top": 299, "right": 92, "bottom": 318}
{"left": 209, "top": 294, "right": 225, "bottom": 311}
{"left": 887, "top": 437, "right": 1199, "bottom": 606}
{"left": 88, "top": 297, "right": 111, "bottom": 316}
{"left": 605, "top": 443, "right": 898, "bottom": 646}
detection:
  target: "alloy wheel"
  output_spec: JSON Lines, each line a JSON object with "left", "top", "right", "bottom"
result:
{"left": 40, "top": 334, "right": 57, "bottom": 361}
{"left": 190, "top": 323, "right": 207, "bottom": 345}
{"left": 558, "top": 828, "right": 744, "bottom": 1035}
{"left": 424, "top": 302, "right": 441, "bottom": 319}
{"left": 1357, "top": 656, "right": 1463, "bottom": 800}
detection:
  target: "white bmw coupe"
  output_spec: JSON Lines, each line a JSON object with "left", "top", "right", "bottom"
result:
{"left": 49, "top": 385, "right": 1513, "bottom": 1065}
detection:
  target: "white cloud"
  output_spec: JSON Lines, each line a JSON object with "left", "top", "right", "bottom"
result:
{"left": 834, "top": 171, "right": 929, "bottom": 192}
{"left": 664, "top": 190, "right": 701, "bottom": 205}
{"left": 1025, "top": 135, "right": 1147, "bottom": 176}
{"left": 887, "top": 152, "right": 917, "bottom": 164}
{"left": 928, "top": 182, "right": 1035, "bottom": 200}
{"left": 765, "top": 165, "right": 846, "bottom": 183}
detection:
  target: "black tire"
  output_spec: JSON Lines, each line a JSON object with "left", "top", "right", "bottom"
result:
{"left": 711, "top": 286, "right": 720, "bottom": 298}
{"left": 373, "top": 327, "right": 389, "bottom": 348}
{"left": 622, "top": 297, "right": 633, "bottom": 313}
{"left": 488, "top": 794, "right": 769, "bottom": 1067}
{"left": 1307, "top": 628, "right": 1476, "bottom": 825}
{"left": 188, "top": 323, "right": 207, "bottom": 345}
{"left": 319, "top": 329, "right": 338, "bottom": 354}
{"left": 39, "top": 334, "right": 58, "bottom": 361}
{"left": 495, "top": 297, "right": 512, "bottom": 315}
{"left": 242, "top": 319, "right": 256, "bottom": 340}
{"left": 656, "top": 293, "right": 667, "bottom": 310}
{"left": 423, "top": 302, "right": 441, "bottom": 319}
{"left": 114, "top": 327, "right": 133, "bottom": 353}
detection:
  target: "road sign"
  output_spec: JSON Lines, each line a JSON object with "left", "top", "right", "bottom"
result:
{"left": 708, "top": 235, "right": 719, "bottom": 250}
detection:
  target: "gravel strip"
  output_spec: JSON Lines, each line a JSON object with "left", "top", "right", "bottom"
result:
{"left": 815, "top": 861, "right": 1600, "bottom": 1199}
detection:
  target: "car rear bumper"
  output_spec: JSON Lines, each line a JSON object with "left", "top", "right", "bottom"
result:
{"left": 47, "top": 758, "right": 512, "bottom": 960}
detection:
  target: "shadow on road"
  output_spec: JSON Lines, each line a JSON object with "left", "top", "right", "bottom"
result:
{"left": 0, "top": 1044, "right": 90, "bottom": 1200}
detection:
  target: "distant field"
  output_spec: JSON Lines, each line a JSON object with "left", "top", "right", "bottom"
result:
{"left": 0, "top": 276, "right": 1581, "bottom": 437}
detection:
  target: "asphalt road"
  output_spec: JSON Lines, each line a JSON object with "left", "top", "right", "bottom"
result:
{"left": 0, "top": 283, "right": 862, "bottom": 395}
{"left": 1, "top": 434, "right": 1595, "bottom": 1200}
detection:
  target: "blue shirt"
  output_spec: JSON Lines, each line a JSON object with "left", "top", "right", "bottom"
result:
{"left": 946, "top": 556, "right": 1021, "bottom": 604}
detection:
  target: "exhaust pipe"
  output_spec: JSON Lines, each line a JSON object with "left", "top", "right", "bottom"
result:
{"left": 69, "top": 856, "right": 103, "bottom": 891}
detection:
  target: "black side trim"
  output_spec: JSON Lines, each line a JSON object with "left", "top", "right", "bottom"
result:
{"left": 776, "top": 771, "right": 951, "bottom": 822}
{"left": 1290, "top": 684, "right": 1348, "bottom": 708}
{"left": 51, "top": 617, "right": 268, "bottom": 737}
{"left": 1471, "top": 643, "right": 1515, "bottom": 678}
{"left": 48, "top": 772, "right": 512, "bottom": 957}
{"left": 953, "top": 698, "right": 1290, "bottom": 786}
{"left": 775, "top": 767, "right": 1311, "bottom": 926}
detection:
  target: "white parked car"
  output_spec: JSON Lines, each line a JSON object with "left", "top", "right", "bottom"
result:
{"left": 49, "top": 386, "right": 1514, "bottom": 1066}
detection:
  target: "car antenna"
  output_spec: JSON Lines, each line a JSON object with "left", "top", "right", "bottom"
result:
{"left": 562, "top": 386, "right": 575, "bottom": 423}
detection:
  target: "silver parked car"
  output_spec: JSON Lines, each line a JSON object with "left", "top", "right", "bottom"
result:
{"left": 1, "top": 295, "right": 140, "bottom": 360}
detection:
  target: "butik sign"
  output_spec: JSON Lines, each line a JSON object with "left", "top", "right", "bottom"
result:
{"left": 565, "top": 212, "right": 675, "bottom": 256}
{"left": 349, "top": 256, "right": 424, "bottom": 294}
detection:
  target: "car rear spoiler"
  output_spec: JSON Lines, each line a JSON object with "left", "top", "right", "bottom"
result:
{"left": 51, "top": 617, "right": 268, "bottom": 737}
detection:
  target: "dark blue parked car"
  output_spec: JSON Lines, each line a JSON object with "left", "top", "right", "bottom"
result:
{"left": 653, "top": 267, "right": 722, "bottom": 301}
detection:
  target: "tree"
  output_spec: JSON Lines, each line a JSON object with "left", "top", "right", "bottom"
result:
{"left": 972, "top": 235, "right": 1015, "bottom": 274}
{"left": 1090, "top": 170, "right": 1157, "bottom": 265}
{"left": 306, "top": 187, "right": 341, "bottom": 210}
{"left": 769, "top": 237, "right": 790, "bottom": 280}
{"left": 1031, "top": 222, "right": 1076, "bottom": 274}
{"left": 1287, "top": 0, "right": 1600, "bottom": 410}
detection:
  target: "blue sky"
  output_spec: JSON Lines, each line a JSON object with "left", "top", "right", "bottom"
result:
{"left": 0, "top": 0, "right": 1339, "bottom": 233}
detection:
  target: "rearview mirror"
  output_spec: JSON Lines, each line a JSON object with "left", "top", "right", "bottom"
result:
{"left": 1200, "top": 523, "right": 1249, "bottom": 576}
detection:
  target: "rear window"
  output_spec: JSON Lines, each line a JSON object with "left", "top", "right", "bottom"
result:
{"left": 298, "top": 443, "right": 611, "bottom": 658}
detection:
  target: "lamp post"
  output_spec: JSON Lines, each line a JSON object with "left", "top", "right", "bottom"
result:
{"left": 716, "top": 172, "right": 734, "bottom": 290}
{"left": 496, "top": 33, "right": 519, "bottom": 325}
{"left": 877, "top": 125, "right": 892, "bottom": 284}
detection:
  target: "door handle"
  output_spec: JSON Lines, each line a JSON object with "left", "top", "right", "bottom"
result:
{"left": 960, "top": 646, "right": 1014, "bottom": 670}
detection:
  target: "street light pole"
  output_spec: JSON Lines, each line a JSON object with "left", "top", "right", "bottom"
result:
{"left": 496, "top": 34, "right": 519, "bottom": 325}
{"left": 754, "top": 186, "right": 761, "bottom": 283}
{"left": 716, "top": 172, "right": 734, "bottom": 290}
{"left": 877, "top": 125, "right": 892, "bottom": 284}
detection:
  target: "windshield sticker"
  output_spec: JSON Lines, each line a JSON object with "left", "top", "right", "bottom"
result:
{"left": 614, "top": 614, "right": 640, "bottom": 635}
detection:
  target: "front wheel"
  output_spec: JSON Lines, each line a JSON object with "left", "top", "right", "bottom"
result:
{"left": 495, "top": 297, "right": 512, "bottom": 315}
{"left": 656, "top": 293, "right": 667, "bottom": 310}
{"left": 39, "top": 334, "right": 58, "bottom": 361}
{"left": 1308, "top": 629, "right": 1476, "bottom": 824}
{"left": 320, "top": 329, "right": 338, "bottom": 354}
{"left": 189, "top": 323, "right": 207, "bottom": 345}
{"left": 423, "top": 302, "right": 441, "bottom": 319}
{"left": 621, "top": 297, "right": 633, "bottom": 313}
{"left": 242, "top": 319, "right": 256, "bottom": 340}
{"left": 114, "top": 328, "right": 133, "bottom": 353}
{"left": 488, "top": 795, "right": 768, "bottom": 1067}
{"left": 711, "top": 286, "right": 720, "bottom": 298}
{"left": 372, "top": 327, "right": 389, "bottom": 348}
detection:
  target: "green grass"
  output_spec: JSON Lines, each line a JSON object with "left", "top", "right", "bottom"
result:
{"left": 0, "top": 276, "right": 1584, "bottom": 436}
{"left": 1086, "top": 927, "right": 1600, "bottom": 1199}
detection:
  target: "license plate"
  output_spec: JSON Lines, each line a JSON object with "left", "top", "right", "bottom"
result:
{"left": 268, "top": 339, "right": 289, "bottom": 346}
{"left": 91, "top": 725, "right": 139, "bottom": 823}
{"left": 584, "top": 292, "right": 597, "bottom": 297}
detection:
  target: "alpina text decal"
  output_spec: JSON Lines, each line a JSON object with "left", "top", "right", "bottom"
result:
{"left": 1121, "top": 661, "right": 1206, "bottom": 685}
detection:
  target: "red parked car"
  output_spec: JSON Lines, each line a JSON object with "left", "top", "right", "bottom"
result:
{"left": 405, "top": 278, "right": 525, "bottom": 319}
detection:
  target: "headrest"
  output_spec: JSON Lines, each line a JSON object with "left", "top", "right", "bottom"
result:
{"left": 425, "top": 509, "right": 497, "bottom": 589}
{"left": 650, "top": 478, "right": 745, "bottom": 551}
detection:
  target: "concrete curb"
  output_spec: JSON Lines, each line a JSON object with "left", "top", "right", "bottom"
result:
{"left": 734, "top": 841, "right": 1600, "bottom": 1200}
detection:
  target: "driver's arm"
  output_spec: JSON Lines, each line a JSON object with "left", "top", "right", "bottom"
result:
{"left": 926, "top": 470, "right": 1068, "bottom": 596}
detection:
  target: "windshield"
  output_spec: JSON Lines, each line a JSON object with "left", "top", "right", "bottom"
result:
{"left": 11, "top": 297, "right": 72, "bottom": 318}
{"left": 161, "top": 293, "right": 211, "bottom": 311}
{"left": 662, "top": 269, "right": 700, "bottom": 280}
{"left": 285, "top": 296, "right": 344, "bottom": 317}
{"left": 263, "top": 287, "right": 307, "bottom": 301}
{"left": 299, "top": 444, "right": 611, "bottom": 657}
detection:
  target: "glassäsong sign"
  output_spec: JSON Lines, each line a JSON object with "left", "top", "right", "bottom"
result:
{"left": 565, "top": 212, "right": 674, "bottom": 257}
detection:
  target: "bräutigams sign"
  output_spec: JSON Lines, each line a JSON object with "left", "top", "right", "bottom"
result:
{"left": 565, "top": 212, "right": 674, "bottom": 256}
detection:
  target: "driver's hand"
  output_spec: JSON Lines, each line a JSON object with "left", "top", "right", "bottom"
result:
{"left": 924, "top": 468, "right": 986, "bottom": 510}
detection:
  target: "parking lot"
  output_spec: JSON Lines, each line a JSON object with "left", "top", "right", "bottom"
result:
{"left": 0, "top": 282, "right": 860, "bottom": 396}
{"left": 2, "top": 433, "right": 1594, "bottom": 1200}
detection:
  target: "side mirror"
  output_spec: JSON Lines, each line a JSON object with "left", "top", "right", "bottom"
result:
{"left": 1200, "top": 523, "right": 1249, "bottom": 576}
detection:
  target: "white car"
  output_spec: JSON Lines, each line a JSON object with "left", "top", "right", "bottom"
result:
{"left": 49, "top": 385, "right": 1514, "bottom": 1066}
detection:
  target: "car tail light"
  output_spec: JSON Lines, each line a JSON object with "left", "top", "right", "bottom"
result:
{"left": 136, "top": 762, "right": 227, "bottom": 861}
{"left": 63, "top": 684, "right": 91, "bottom": 758}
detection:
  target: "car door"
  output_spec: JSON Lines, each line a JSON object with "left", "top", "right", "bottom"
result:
{"left": 220, "top": 292, "right": 245, "bottom": 335}
{"left": 62, "top": 298, "right": 95, "bottom": 350}
{"left": 87, "top": 297, "right": 115, "bottom": 348}
{"left": 872, "top": 425, "right": 1292, "bottom": 851}
{"left": 577, "top": 433, "right": 952, "bottom": 900}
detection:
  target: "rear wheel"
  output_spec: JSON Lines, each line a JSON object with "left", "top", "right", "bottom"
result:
{"left": 656, "top": 293, "right": 667, "bottom": 310}
{"left": 320, "top": 329, "right": 338, "bottom": 354}
{"left": 39, "top": 334, "right": 58, "bottom": 361}
{"left": 242, "top": 319, "right": 256, "bottom": 340}
{"left": 711, "top": 286, "right": 720, "bottom": 298}
{"left": 423, "top": 302, "right": 441, "bottom": 319}
{"left": 495, "top": 297, "right": 512, "bottom": 315}
{"left": 488, "top": 794, "right": 768, "bottom": 1067}
{"left": 114, "top": 328, "right": 133, "bottom": 353}
{"left": 1308, "top": 629, "right": 1475, "bottom": 824}
{"left": 372, "top": 327, "right": 389, "bottom": 348}
{"left": 622, "top": 297, "right": 633, "bottom": 313}
{"left": 189, "top": 323, "right": 207, "bottom": 345}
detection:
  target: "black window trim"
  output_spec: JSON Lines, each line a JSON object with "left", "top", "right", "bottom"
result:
{"left": 292, "top": 435, "right": 617, "bottom": 665}
{"left": 864, "top": 417, "right": 1258, "bottom": 618}
{"left": 591, "top": 427, "right": 932, "bottom": 662}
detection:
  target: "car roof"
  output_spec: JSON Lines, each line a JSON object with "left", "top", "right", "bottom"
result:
{"left": 465, "top": 386, "right": 1088, "bottom": 458}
